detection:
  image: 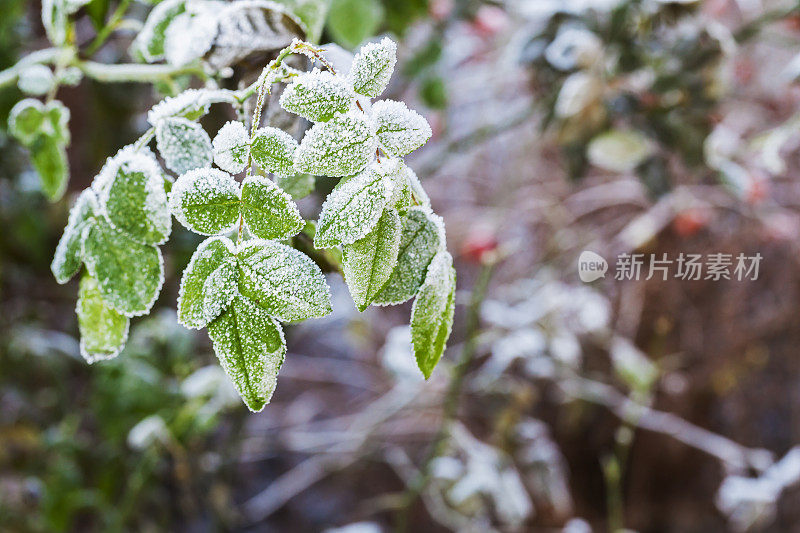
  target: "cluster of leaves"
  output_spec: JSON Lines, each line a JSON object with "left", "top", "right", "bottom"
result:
{"left": 49, "top": 36, "right": 455, "bottom": 412}
{"left": 519, "top": 0, "right": 726, "bottom": 195}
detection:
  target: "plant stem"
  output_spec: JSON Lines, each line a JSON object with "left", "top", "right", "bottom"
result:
{"left": 78, "top": 61, "right": 204, "bottom": 83}
{"left": 394, "top": 260, "right": 495, "bottom": 533}
{"left": 84, "top": 0, "right": 132, "bottom": 56}
{"left": 0, "top": 48, "right": 63, "bottom": 88}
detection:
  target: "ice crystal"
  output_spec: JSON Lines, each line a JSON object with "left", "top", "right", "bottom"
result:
{"left": 241, "top": 175, "right": 304, "bottom": 240}
{"left": 155, "top": 117, "right": 213, "bottom": 174}
{"left": 293, "top": 112, "right": 376, "bottom": 177}
{"left": 371, "top": 99, "right": 432, "bottom": 157}
{"left": 314, "top": 159, "right": 397, "bottom": 248}
{"left": 250, "top": 126, "right": 298, "bottom": 177}
{"left": 177, "top": 236, "right": 238, "bottom": 329}
{"left": 212, "top": 120, "right": 250, "bottom": 174}
{"left": 169, "top": 168, "right": 241, "bottom": 235}
{"left": 279, "top": 69, "right": 355, "bottom": 122}
{"left": 348, "top": 37, "right": 397, "bottom": 98}
{"left": 236, "top": 239, "right": 332, "bottom": 322}
{"left": 51, "top": 189, "right": 98, "bottom": 284}
{"left": 77, "top": 273, "right": 130, "bottom": 364}
{"left": 410, "top": 250, "right": 456, "bottom": 378}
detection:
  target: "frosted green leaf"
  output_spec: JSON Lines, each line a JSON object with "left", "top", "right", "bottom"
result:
{"left": 207, "top": 295, "right": 286, "bottom": 412}
{"left": 390, "top": 162, "right": 430, "bottom": 212}
{"left": 236, "top": 239, "right": 332, "bottom": 322}
{"left": 51, "top": 189, "right": 98, "bottom": 284}
{"left": 131, "top": 0, "right": 187, "bottom": 62}
{"left": 162, "top": 2, "right": 218, "bottom": 67}
{"left": 348, "top": 37, "right": 397, "bottom": 98}
{"left": 276, "top": 173, "right": 315, "bottom": 200}
{"left": 314, "top": 159, "right": 397, "bottom": 248}
{"left": 155, "top": 117, "right": 213, "bottom": 174}
{"left": 8, "top": 99, "right": 45, "bottom": 146}
{"left": 147, "top": 88, "right": 237, "bottom": 125}
{"left": 241, "top": 175, "right": 304, "bottom": 240}
{"left": 31, "top": 135, "right": 69, "bottom": 201}
{"left": 251, "top": 126, "right": 298, "bottom": 177}
{"left": 77, "top": 273, "right": 130, "bottom": 364}
{"left": 18, "top": 64, "right": 54, "bottom": 96}
{"left": 372, "top": 99, "right": 432, "bottom": 157}
{"left": 99, "top": 150, "right": 171, "bottom": 245}
{"left": 279, "top": 70, "right": 355, "bottom": 122}
{"left": 411, "top": 250, "right": 456, "bottom": 379}
{"left": 342, "top": 208, "right": 401, "bottom": 311}
{"left": 42, "top": 100, "right": 70, "bottom": 144}
{"left": 177, "top": 236, "right": 237, "bottom": 329}
{"left": 82, "top": 218, "right": 165, "bottom": 317}
{"left": 293, "top": 112, "right": 376, "bottom": 177}
{"left": 373, "top": 207, "right": 443, "bottom": 306}
{"left": 42, "top": 0, "right": 67, "bottom": 45}
{"left": 212, "top": 120, "right": 250, "bottom": 174}
{"left": 169, "top": 168, "right": 241, "bottom": 235}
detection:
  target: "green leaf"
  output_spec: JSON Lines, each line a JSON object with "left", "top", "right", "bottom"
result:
{"left": 271, "top": 0, "right": 329, "bottom": 42}
{"left": 342, "top": 208, "right": 401, "bottom": 311}
{"left": 77, "top": 272, "right": 130, "bottom": 364}
{"left": 348, "top": 37, "right": 396, "bottom": 98}
{"left": 212, "top": 120, "right": 250, "bottom": 174}
{"left": 177, "top": 236, "right": 237, "bottom": 329}
{"left": 155, "top": 117, "right": 213, "bottom": 174}
{"left": 18, "top": 64, "right": 55, "bottom": 96}
{"left": 390, "top": 161, "right": 430, "bottom": 212}
{"left": 315, "top": 159, "right": 397, "bottom": 248}
{"left": 42, "top": 0, "right": 68, "bottom": 45}
{"left": 241, "top": 175, "right": 304, "bottom": 240}
{"left": 51, "top": 189, "right": 98, "bottom": 284}
{"left": 411, "top": 250, "right": 456, "bottom": 379}
{"left": 31, "top": 135, "right": 69, "bottom": 201}
{"left": 236, "top": 239, "right": 332, "bottom": 322}
{"left": 372, "top": 99, "right": 432, "bottom": 157}
{"left": 169, "top": 168, "right": 241, "bottom": 235}
{"left": 131, "top": 0, "right": 187, "bottom": 62}
{"left": 207, "top": 295, "right": 286, "bottom": 412}
{"left": 276, "top": 172, "right": 315, "bottom": 200}
{"left": 8, "top": 99, "right": 45, "bottom": 146}
{"left": 99, "top": 150, "right": 171, "bottom": 245}
{"left": 326, "top": 0, "right": 384, "bottom": 50}
{"left": 82, "top": 218, "right": 164, "bottom": 317}
{"left": 293, "top": 112, "right": 375, "bottom": 177}
{"left": 250, "top": 126, "right": 298, "bottom": 177}
{"left": 279, "top": 70, "right": 355, "bottom": 122}
{"left": 373, "top": 207, "right": 443, "bottom": 306}
{"left": 42, "top": 100, "right": 70, "bottom": 144}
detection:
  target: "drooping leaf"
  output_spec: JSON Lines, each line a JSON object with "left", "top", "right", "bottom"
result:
{"left": 250, "top": 126, "right": 298, "bottom": 177}
{"left": 348, "top": 37, "right": 396, "bottom": 98}
{"left": 81, "top": 218, "right": 164, "bottom": 317}
{"left": 326, "top": 0, "right": 384, "bottom": 50}
{"left": 342, "top": 208, "right": 401, "bottom": 311}
{"left": 31, "top": 135, "right": 69, "bottom": 201}
{"left": 207, "top": 295, "right": 286, "bottom": 412}
{"left": 169, "top": 168, "right": 241, "bottom": 235}
{"left": 177, "top": 236, "right": 237, "bottom": 329}
{"left": 99, "top": 150, "right": 171, "bottom": 245}
{"left": 51, "top": 189, "right": 98, "bottom": 284}
{"left": 131, "top": 0, "right": 187, "bottom": 62}
{"left": 276, "top": 172, "right": 315, "bottom": 199}
{"left": 241, "top": 175, "right": 304, "bottom": 240}
{"left": 373, "top": 207, "right": 443, "bottom": 305}
{"left": 155, "top": 117, "right": 213, "bottom": 174}
{"left": 42, "top": 0, "right": 68, "bottom": 46}
{"left": 8, "top": 99, "right": 45, "bottom": 146}
{"left": 372, "top": 99, "right": 432, "bottom": 157}
{"left": 279, "top": 70, "right": 355, "bottom": 122}
{"left": 293, "top": 112, "right": 375, "bottom": 177}
{"left": 410, "top": 250, "right": 456, "bottom": 379}
{"left": 314, "top": 159, "right": 396, "bottom": 248}
{"left": 236, "top": 239, "right": 332, "bottom": 322}
{"left": 212, "top": 120, "right": 250, "bottom": 174}
{"left": 77, "top": 273, "right": 130, "bottom": 364}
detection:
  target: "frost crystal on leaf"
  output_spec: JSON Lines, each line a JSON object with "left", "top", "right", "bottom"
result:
{"left": 373, "top": 207, "right": 443, "bottom": 306}
{"left": 8, "top": 99, "right": 45, "bottom": 146}
{"left": 132, "top": 0, "right": 186, "bottom": 63}
{"left": 314, "top": 159, "right": 397, "bottom": 248}
{"left": 51, "top": 189, "right": 98, "bottom": 284}
{"left": 236, "top": 239, "right": 332, "bottom": 322}
{"left": 207, "top": 295, "right": 286, "bottom": 412}
{"left": 279, "top": 69, "right": 355, "bottom": 122}
{"left": 18, "top": 64, "right": 54, "bottom": 96}
{"left": 241, "top": 175, "right": 304, "bottom": 240}
{"left": 348, "top": 37, "right": 397, "bottom": 98}
{"left": 371, "top": 99, "right": 432, "bottom": 157}
{"left": 390, "top": 162, "right": 430, "bottom": 212}
{"left": 156, "top": 117, "right": 213, "bottom": 174}
{"left": 293, "top": 112, "right": 376, "bottom": 177}
{"left": 163, "top": 1, "right": 218, "bottom": 67}
{"left": 31, "top": 135, "right": 69, "bottom": 201}
{"left": 81, "top": 218, "right": 165, "bottom": 317}
{"left": 250, "top": 126, "right": 298, "bottom": 177}
{"left": 77, "top": 273, "right": 130, "bottom": 364}
{"left": 169, "top": 168, "right": 241, "bottom": 235}
{"left": 178, "top": 236, "right": 237, "bottom": 329}
{"left": 410, "top": 250, "right": 456, "bottom": 379}
{"left": 212, "top": 120, "right": 250, "bottom": 174}
{"left": 342, "top": 208, "right": 401, "bottom": 311}
{"left": 147, "top": 88, "right": 237, "bottom": 125}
